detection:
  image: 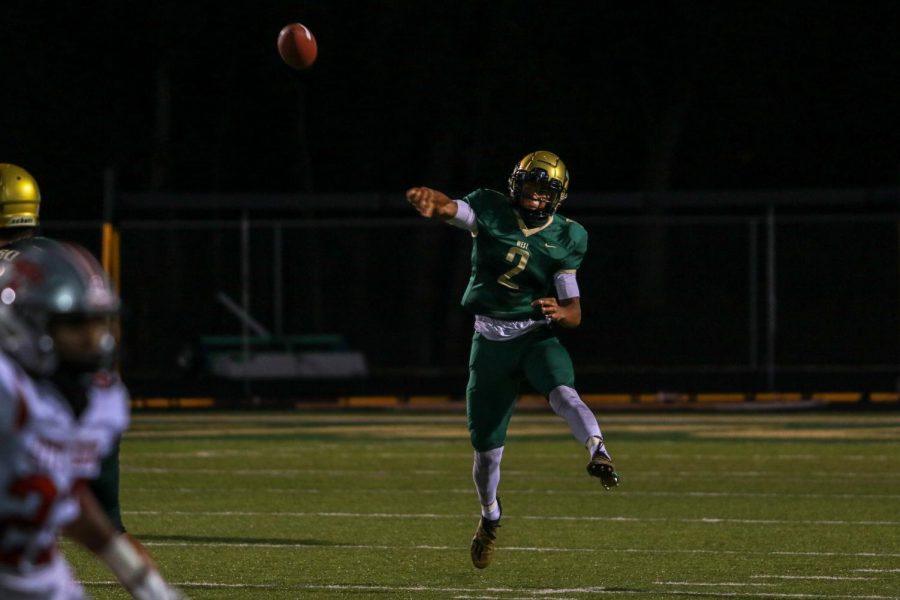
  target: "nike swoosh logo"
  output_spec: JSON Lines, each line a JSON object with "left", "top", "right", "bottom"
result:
{"left": 544, "top": 243, "right": 557, "bottom": 248}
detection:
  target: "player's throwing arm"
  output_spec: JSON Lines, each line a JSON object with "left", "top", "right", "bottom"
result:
{"left": 406, "top": 187, "right": 457, "bottom": 219}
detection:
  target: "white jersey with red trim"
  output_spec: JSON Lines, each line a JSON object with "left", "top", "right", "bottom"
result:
{"left": 0, "top": 351, "right": 128, "bottom": 596}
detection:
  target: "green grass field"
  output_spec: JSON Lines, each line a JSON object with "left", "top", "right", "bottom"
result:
{"left": 66, "top": 410, "right": 900, "bottom": 599}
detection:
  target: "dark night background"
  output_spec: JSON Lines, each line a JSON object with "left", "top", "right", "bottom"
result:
{"left": 2, "top": 1, "right": 900, "bottom": 395}
{"left": 3, "top": 1, "right": 899, "bottom": 211}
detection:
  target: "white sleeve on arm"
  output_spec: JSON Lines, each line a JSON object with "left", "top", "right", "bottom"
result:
{"left": 555, "top": 272, "right": 580, "bottom": 300}
{"left": 447, "top": 200, "right": 477, "bottom": 232}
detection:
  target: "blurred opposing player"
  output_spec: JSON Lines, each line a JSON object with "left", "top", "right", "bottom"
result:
{"left": 0, "top": 239, "right": 185, "bottom": 599}
{"left": 406, "top": 151, "right": 618, "bottom": 569}
{"left": 0, "top": 163, "right": 129, "bottom": 536}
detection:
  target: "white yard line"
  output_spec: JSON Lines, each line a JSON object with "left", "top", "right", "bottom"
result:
{"left": 655, "top": 581, "right": 774, "bottom": 586}
{"left": 124, "top": 485, "right": 900, "bottom": 500}
{"left": 124, "top": 509, "right": 900, "bottom": 526}
{"left": 80, "top": 580, "right": 900, "bottom": 599}
{"left": 752, "top": 575, "right": 874, "bottom": 581}
{"left": 854, "top": 569, "right": 900, "bottom": 573}
{"left": 121, "top": 465, "right": 900, "bottom": 480}
{"left": 134, "top": 539, "right": 900, "bottom": 559}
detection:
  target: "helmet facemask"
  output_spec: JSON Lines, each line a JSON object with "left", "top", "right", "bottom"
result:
{"left": 47, "top": 313, "right": 117, "bottom": 374}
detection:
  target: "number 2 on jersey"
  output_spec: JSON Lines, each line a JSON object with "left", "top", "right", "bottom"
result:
{"left": 497, "top": 246, "right": 530, "bottom": 289}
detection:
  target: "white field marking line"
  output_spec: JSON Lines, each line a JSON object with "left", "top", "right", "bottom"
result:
{"left": 599, "top": 470, "right": 900, "bottom": 480}
{"left": 120, "top": 465, "right": 900, "bottom": 480}
{"left": 534, "top": 489, "right": 900, "bottom": 499}
{"left": 642, "top": 454, "right": 895, "bottom": 462}
{"left": 752, "top": 575, "right": 874, "bottom": 581}
{"left": 79, "top": 580, "right": 900, "bottom": 600}
{"left": 128, "top": 450, "right": 898, "bottom": 462}
{"left": 453, "top": 597, "right": 580, "bottom": 600}
{"left": 122, "top": 466, "right": 450, "bottom": 476}
{"left": 854, "top": 568, "right": 900, "bottom": 573}
{"left": 124, "top": 450, "right": 894, "bottom": 461}
{"left": 124, "top": 509, "right": 900, "bottom": 527}
{"left": 121, "top": 509, "right": 900, "bottom": 526}
{"left": 633, "top": 549, "right": 900, "bottom": 558}
{"left": 131, "top": 412, "right": 900, "bottom": 424}
{"left": 524, "top": 515, "right": 900, "bottom": 526}
{"left": 123, "top": 486, "right": 900, "bottom": 500}
{"left": 770, "top": 550, "right": 900, "bottom": 557}
{"left": 83, "top": 581, "right": 619, "bottom": 595}
{"left": 81, "top": 580, "right": 612, "bottom": 600}
{"left": 125, "top": 450, "right": 898, "bottom": 462}
{"left": 133, "top": 450, "right": 266, "bottom": 458}
{"left": 138, "top": 540, "right": 596, "bottom": 553}
{"left": 649, "top": 589, "right": 900, "bottom": 600}
{"left": 655, "top": 581, "right": 774, "bottom": 587}
{"left": 133, "top": 540, "right": 900, "bottom": 558}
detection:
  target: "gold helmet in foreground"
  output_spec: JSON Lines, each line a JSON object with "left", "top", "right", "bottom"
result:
{"left": 0, "top": 163, "right": 41, "bottom": 228}
{"left": 508, "top": 151, "right": 569, "bottom": 225}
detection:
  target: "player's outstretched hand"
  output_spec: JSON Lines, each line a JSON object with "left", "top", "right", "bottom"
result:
{"left": 406, "top": 187, "right": 454, "bottom": 219}
{"left": 100, "top": 534, "right": 188, "bottom": 600}
{"left": 128, "top": 569, "right": 187, "bottom": 600}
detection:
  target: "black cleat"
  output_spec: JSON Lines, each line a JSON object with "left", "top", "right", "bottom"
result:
{"left": 587, "top": 448, "right": 619, "bottom": 490}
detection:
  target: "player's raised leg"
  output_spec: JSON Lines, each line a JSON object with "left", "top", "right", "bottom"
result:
{"left": 523, "top": 334, "right": 620, "bottom": 490}
{"left": 548, "top": 385, "right": 619, "bottom": 489}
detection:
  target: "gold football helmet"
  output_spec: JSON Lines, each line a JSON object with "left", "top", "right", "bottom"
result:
{"left": 508, "top": 151, "right": 569, "bottom": 225}
{"left": 0, "top": 163, "right": 41, "bottom": 228}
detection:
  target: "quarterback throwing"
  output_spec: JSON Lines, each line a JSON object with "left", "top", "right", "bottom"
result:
{"left": 407, "top": 150, "right": 619, "bottom": 570}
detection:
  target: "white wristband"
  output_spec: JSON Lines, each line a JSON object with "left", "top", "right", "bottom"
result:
{"left": 554, "top": 272, "right": 580, "bottom": 300}
{"left": 447, "top": 200, "right": 477, "bottom": 232}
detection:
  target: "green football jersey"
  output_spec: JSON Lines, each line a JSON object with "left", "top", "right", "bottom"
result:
{"left": 459, "top": 188, "right": 588, "bottom": 320}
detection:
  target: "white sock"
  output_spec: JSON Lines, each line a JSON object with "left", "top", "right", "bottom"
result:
{"left": 481, "top": 499, "right": 500, "bottom": 521}
{"left": 473, "top": 447, "right": 503, "bottom": 520}
{"left": 548, "top": 385, "right": 603, "bottom": 456}
{"left": 586, "top": 435, "right": 608, "bottom": 459}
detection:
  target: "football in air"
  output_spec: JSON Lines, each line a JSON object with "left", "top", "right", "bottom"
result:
{"left": 277, "top": 23, "right": 317, "bottom": 70}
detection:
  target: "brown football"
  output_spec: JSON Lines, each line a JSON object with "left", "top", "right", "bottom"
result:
{"left": 277, "top": 23, "right": 317, "bottom": 70}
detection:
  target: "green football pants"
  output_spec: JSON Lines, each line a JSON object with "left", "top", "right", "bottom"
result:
{"left": 466, "top": 327, "right": 575, "bottom": 451}
{"left": 89, "top": 438, "right": 125, "bottom": 533}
